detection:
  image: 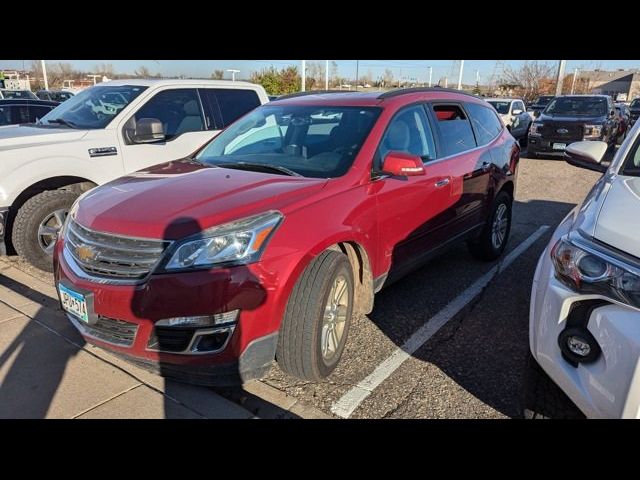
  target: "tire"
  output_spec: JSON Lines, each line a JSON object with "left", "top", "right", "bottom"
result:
{"left": 467, "top": 190, "right": 512, "bottom": 261}
{"left": 12, "top": 189, "right": 78, "bottom": 272}
{"left": 276, "top": 250, "right": 354, "bottom": 381}
{"left": 521, "top": 352, "right": 585, "bottom": 419}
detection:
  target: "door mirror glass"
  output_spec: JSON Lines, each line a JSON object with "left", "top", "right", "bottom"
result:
{"left": 133, "top": 118, "right": 165, "bottom": 144}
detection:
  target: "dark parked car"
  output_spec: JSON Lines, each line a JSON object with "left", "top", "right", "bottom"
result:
{"left": 0, "top": 99, "right": 59, "bottom": 126}
{"left": 0, "top": 89, "right": 39, "bottom": 100}
{"left": 35, "top": 90, "right": 74, "bottom": 103}
{"left": 527, "top": 95, "right": 620, "bottom": 158}
{"left": 527, "top": 95, "right": 555, "bottom": 118}
{"left": 54, "top": 87, "right": 520, "bottom": 384}
{"left": 615, "top": 102, "right": 631, "bottom": 142}
{"left": 629, "top": 98, "right": 640, "bottom": 126}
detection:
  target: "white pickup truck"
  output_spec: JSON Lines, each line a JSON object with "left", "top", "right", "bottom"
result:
{"left": 0, "top": 79, "right": 269, "bottom": 270}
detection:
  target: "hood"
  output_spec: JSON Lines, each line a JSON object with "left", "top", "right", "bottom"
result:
{"left": 74, "top": 160, "right": 329, "bottom": 239}
{"left": 537, "top": 113, "right": 607, "bottom": 123}
{"left": 0, "top": 124, "right": 88, "bottom": 151}
{"left": 592, "top": 176, "right": 640, "bottom": 259}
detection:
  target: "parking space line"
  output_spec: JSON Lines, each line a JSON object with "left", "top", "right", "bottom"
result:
{"left": 330, "top": 225, "right": 550, "bottom": 418}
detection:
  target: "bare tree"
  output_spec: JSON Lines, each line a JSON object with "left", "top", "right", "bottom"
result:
{"left": 94, "top": 63, "right": 115, "bottom": 78}
{"left": 211, "top": 69, "right": 224, "bottom": 80}
{"left": 134, "top": 66, "right": 151, "bottom": 78}
{"left": 499, "top": 61, "right": 556, "bottom": 101}
{"left": 382, "top": 68, "right": 394, "bottom": 87}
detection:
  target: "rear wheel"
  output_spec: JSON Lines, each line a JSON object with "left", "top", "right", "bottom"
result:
{"left": 276, "top": 250, "right": 354, "bottom": 381}
{"left": 12, "top": 189, "right": 78, "bottom": 272}
{"left": 467, "top": 191, "right": 512, "bottom": 261}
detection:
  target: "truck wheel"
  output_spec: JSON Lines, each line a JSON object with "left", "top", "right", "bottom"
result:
{"left": 521, "top": 352, "right": 585, "bottom": 419}
{"left": 467, "top": 191, "right": 512, "bottom": 261}
{"left": 276, "top": 250, "right": 354, "bottom": 381}
{"left": 12, "top": 189, "right": 79, "bottom": 272}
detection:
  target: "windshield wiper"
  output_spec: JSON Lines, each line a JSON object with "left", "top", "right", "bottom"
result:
{"left": 218, "top": 162, "right": 302, "bottom": 177}
{"left": 46, "top": 118, "right": 78, "bottom": 128}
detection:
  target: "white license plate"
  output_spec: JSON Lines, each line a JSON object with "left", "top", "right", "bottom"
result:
{"left": 553, "top": 143, "right": 567, "bottom": 150}
{"left": 58, "top": 283, "right": 89, "bottom": 323}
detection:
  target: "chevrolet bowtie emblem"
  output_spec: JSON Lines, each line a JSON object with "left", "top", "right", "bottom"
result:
{"left": 76, "top": 244, "right": 98, "bottom": 262}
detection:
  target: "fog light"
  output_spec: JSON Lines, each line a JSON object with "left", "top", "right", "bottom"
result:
{"left": 558, "top": 327, "right": 601, "bottom": 365}
{"left": 155, "top": 310, "right": 239, "bottom": 328}
{"left": 191, "top": 328, "right": 232, "bottom": 353}
{"left": 566, "top": 336, "right": 591, "bottom": 357}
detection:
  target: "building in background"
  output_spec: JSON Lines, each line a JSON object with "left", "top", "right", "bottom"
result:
{"left": 579, "top": 69, "right": 640, "bottom": 101}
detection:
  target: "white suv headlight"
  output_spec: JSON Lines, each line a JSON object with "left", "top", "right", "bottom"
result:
{"left": 160, "top": 211, "right": 283, "bottom": 272}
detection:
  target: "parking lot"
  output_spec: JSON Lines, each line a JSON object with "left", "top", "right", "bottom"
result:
{"left": 0, "top": 151, "right": 602, "bottom": 418}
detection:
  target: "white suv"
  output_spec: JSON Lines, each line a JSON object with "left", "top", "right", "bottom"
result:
{"left": 526, "top": 125, "right": 640, "bottom": 418}
{"left": 0, "top": 79, "right": 268, "bottom": 270}
{"left": 485, "top": 97, "right": 532, "bottom": 142}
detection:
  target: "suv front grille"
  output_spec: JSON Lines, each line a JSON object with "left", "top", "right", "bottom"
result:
{"left": 76, "top": 315, "right": 138, "bottom": 347}
{"left": 65, "top": 218, "right": 169, "bottom": 281}
{"left": 540, "top": 122, "right": 584, "bottom": 141}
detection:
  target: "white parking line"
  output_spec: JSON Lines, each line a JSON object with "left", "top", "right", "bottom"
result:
{"left": 330, "top": 225, "right": 550, "bottom": 418}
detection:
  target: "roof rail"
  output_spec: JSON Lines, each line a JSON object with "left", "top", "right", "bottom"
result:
{"left": 377, "top": 86, "right": 481, "bottom": 100}
{"left": 273, "top": 90, "right": 362, "bottom": 101}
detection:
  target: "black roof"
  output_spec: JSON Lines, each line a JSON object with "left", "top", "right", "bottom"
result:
{"left": 0, "top": 99, "right": 59, "bottom": 107}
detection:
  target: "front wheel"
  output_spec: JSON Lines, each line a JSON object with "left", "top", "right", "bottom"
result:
{"left": 12, "top": 189, "right": 79, "bottom": 272}
{"left": 276, "top": 250, "right": 354, "bottom": 381}
{"left": 467, "top": 191, "right": 512, "bottom": 261}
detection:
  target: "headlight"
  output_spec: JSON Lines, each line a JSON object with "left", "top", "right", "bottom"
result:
{"left": 551, "top": 235, "right": 640, "bottom": 309}
{"left": 583, "top": 124, "right": 603, "bottom": 138}
{"left": 161, "top": 210, "right": 283, "bottom": 271}
{"left": 529, "top": 123, "right": 543, "bottom": 135}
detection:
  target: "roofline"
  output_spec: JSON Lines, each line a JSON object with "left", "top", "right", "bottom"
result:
{"left": 273, "top": 90, "right": 361, "bottom": 101}
{"left": 377, "top": 86, "right": 481, "bottom": 100}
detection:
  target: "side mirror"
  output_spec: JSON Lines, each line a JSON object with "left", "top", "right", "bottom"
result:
{"left": 133, "top": 118, "right": 165, "bottom": 144}
{"left": 382, "top": 152, "right": 425, "bottom": 177}
{"left": 565, "top": 141, "right": 608, "bottom": 173}
{"left": 512, "top": 109, "right": 523, "bottom": 116}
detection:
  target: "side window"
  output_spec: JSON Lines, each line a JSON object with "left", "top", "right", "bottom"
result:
{"left": 0, "top": 106, "right": 11, "bottom": 125}
{"left": 12, "top": 106, "right": 30, "bottom": 124}
{"left": 29, "top": 106, "right": 54, "bottom": 123}
{"left": 513, "top": 101, "right": 525, "bottom": 112}
{"left": 133, "top": 88, "right": 203, "bottom": 141}
{"left": 379, "top": 105, "right": 436, "bottom": 163}
{"left": 465, "top": 102, "right": 503, "bottom": 146}
{"left": 432, "top": 104, "right": 477, "bottom": 156}
{"left": 210, "top": 89, "right": 261, "bottom": 128}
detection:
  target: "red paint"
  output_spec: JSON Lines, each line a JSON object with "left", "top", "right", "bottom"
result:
{"left": 54, "top": 89, "right": 520, "bottom": 376}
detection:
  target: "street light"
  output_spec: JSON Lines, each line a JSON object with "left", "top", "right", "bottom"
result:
{"left": 226, "top": 69, "right": 240, "bottom": 82}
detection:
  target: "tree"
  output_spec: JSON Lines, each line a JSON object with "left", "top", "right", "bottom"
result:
{"left": 250, "top": 66, "right": 300, "bottom": 95}
{"left": 94, "top": 63, "right": 115, "bottom": 78}
{"left": 382, "top": 68, "right": 394, "bottom": 87}
{"left": 498, "top": 61, "right": 556, "bottom": 102}
{"left": 330, "top": 61, "right": 338, "bottom": 87}
{"left": 211, "top": 69, "right": 224, "bottom": 80}
{"left": 134, "top": 66, "right": 151, "bottom": 78}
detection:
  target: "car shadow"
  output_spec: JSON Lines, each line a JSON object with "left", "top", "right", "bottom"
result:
{"left": 361, "top": 198, "right": 579, "bottom": 418}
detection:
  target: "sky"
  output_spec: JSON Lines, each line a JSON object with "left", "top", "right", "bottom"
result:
{"left": 1, "top": 60, "right": 639, "bottom": 85}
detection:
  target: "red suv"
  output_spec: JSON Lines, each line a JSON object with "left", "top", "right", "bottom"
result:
{"left": 53, "top": 88, "right": 520, "bottom": 384}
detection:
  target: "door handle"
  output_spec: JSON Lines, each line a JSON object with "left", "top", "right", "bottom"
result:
{"left": 435, "top": 178, "right": 450, "bottom": 188}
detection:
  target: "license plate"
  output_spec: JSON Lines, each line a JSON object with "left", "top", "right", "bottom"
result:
{"left": 58, "top": 283, "right": 89, "bottom": 323}
{"left": 553, "top": 143, "right": 567, "bottom": 150}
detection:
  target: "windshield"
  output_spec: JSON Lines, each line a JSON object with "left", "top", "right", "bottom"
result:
{"left": 196, "top": 105, "right": 381, "bottom": 178}
{"left": 631, "top": 99, "right": 640, "bottom": 109}
{"left": 534, "top": 96, "right": 554, "bottom": 106}
{"left": 2, "top": 90, "right": 37, "bottom": 100}
{"left": 38, "top": 85, "right": 147, "bottom": 129}
{"left": 487, "top": 101, "right": 510, "bottom": 114}
{"left": 544, "top": 97, "right": 608, "bottom": 116}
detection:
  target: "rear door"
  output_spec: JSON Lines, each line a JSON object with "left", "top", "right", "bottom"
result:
{"left": 199, "top": 88, "right": 262, "bottom": 131}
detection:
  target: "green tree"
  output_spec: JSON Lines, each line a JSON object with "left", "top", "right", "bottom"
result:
{"left": 250, "top": 66, "right": 301, "bottom": 95}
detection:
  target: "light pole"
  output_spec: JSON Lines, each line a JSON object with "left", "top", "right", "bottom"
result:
{"left": 226, "top": 69, "right": 240, "bottom": 82}
{"left": 325, "top": 60, "right": 329, "bottom": 90}
{"left": 570, "top": 68, "right": 579, "bottom": 94}
{"left": 428, "top": 66, "right": 433, "bottom": 87}
{"left": 457, "top": 60, "right": 465, "bottom": 90}
{"left": 301, "top": 60, "right": 306, "bottom": 92}
{"left": 355, "top": 60, "right": 359, "bottom": 89}
{"left": 555, "top": 60, "right": 566, "bottom": 96}
{"left": 41, "top": 60, "right": 48, "bottom": 90}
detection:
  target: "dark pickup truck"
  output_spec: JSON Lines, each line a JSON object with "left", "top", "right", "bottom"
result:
{"left": 630, "top": 98, "right": 640, "bottom": 126}
{"left": 527, "top": 95, "right": 620, "bottom": 158}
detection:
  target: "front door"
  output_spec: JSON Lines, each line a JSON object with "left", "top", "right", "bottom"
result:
{"left": 118, "top": 88, "right": 216, "bottom": 173}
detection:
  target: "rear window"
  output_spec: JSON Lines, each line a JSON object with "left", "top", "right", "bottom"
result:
{"left": 214, "top": 89, "right": 261, "bottom": 127}
{"left": 432, "top": 104, "right": 477, "bottom": 156}
{"left": 465, "top": 102, "right": 503, "bottom": 145}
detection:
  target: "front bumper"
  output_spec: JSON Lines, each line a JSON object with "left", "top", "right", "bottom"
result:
{"left": 529, "top": 216, "right": 640, "bottom": 418}
{"left": 527, "top": 136, "right": 584, "bottom": 155}
{"left": 53, "top": 239, "right": 293, "bottom": 385}
{"left": 0, "top": 207, "right": 8, "bottom": 255}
